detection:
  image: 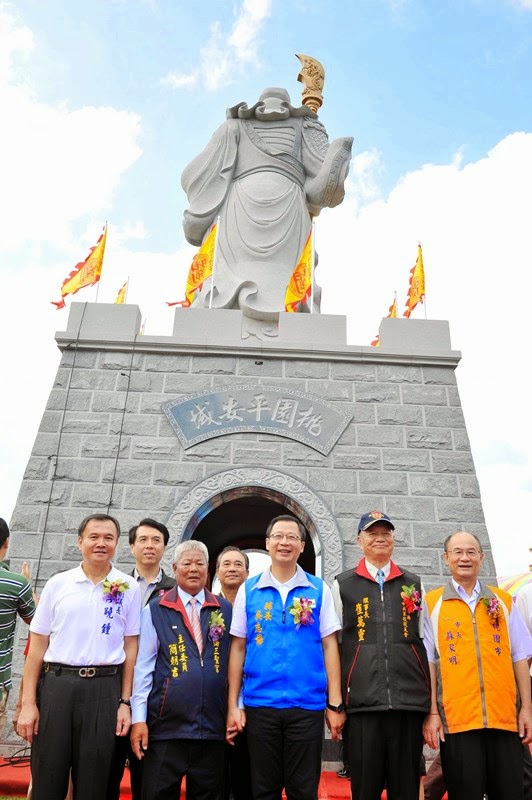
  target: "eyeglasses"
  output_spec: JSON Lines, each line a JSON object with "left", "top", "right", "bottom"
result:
{"left": 268, "top": 533, "right": 301, "bottom": 542}
{"left": 447, "top": 549, "right": 481, "bottom": 558}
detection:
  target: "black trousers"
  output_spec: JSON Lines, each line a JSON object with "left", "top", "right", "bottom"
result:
{"left": 31, "top": 669, "right": 121, "bottom": 800}
{"left": 223, "top": 729, "right": 252, "bottom": 800}
{"left": 141, "top": 739, "right": 225, "bottom": 800}
{"left": 245, "top": 706, "right": 324, "bottom": 800}
{"left": 440, "top": 728, "right": 524, "bottom": 800}
{"left": 106, "top": 736, "right": 143, "bottom": 800}
{"left": 347, "top": 710, "right": 424, "bottom": 800}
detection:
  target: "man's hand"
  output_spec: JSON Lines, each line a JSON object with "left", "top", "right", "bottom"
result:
{"left": 518, "top": 704, "right": 532, "bottom": 745}
{"left": 130, "top": 722, "right": 149, "bottom": 759}
{"left": 423, "top": 712, "right": 445, "bottom": 750}
{"left": 16, "top": 702, "right": 40, "bottom": 744}
{"left": 325, "top": 709, "right": 345, "bottom": 741}
{"left": 226, "top": 707, "right": 246, "bottom": 745}
{"left": 116, "top": 702, "right": 132, "bottom": 736}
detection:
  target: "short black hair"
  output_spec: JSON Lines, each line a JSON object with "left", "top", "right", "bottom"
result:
{"left": 265, "top": 515, "right": 306, "bottom": 541}
{"left": 0, "top": 518, "right": 9, "bottom": 549}
{"left": 78, "top": 514, "right": 120, "bottom": 539}
{"left": 129, "top": 518, "right": 169, "bottom": 546}
{"left": 216, "top": 546, "right": 250, "bottom": 572}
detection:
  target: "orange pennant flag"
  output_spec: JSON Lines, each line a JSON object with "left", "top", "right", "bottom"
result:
{"left": 167, "top": 223, "right": 217, "bottom": 307}
{"left": 370, "top": 295, "right": 398, "bottom": 346}
{"left": 403, "top": 244, "right": 425, "bottom": 318}
{"left": 51, "top": 226, "right": 107, "bottom": 309}
{"left": 284, "top": 230, "right": 313, "bottom": 312}
{"left": 115, "top": 279, "right": 128, "bottom": 304}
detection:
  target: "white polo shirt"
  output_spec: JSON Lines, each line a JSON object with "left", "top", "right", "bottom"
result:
{"left": 30, "top": 564, "right": 141, "bottom": 666}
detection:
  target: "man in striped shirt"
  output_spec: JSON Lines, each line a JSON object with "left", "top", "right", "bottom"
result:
{"left": 0, "top": 517, "right": 36, "bottom": 737}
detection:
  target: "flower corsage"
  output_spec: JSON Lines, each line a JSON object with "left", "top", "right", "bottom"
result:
{"left": 400, "top": 584, "right": 422, "bottom": 614}
{"left": 103, "top": 579, "right": 129, "bottom": 604}
{"left": 482, "top": 596, "right": 502, "bottom": 625}
{"left": 288, "top": 597, "right": 315, "bottom": 630}
{"left": 208, "top": 610, "right": 226, "bottom": 642}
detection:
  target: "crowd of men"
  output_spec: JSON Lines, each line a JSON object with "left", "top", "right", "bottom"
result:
{"left": 1, "top": 509, "right": 531, "bottom": 800}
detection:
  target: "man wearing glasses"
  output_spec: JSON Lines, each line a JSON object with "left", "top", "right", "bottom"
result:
{"left": 423, "top": 531, "right": 532, "bottom": 800}
{"left": 227, "top": 515, "right": 344, "bottom": 800}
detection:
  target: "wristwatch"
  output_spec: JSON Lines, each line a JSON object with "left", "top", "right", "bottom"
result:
{"left": 118, "top": 698, "right": 131, "bottom": 707}
{"left": 326, "top": 701, "right": 345, "bottom": 713}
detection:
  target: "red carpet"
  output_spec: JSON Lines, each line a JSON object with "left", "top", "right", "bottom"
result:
{"left": 0, "top": 758, "right": 359, "bottom": 798}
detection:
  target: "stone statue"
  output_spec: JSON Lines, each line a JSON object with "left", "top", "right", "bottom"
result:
{"left": 181, "top": 80, "right": 353, "bottom": 335}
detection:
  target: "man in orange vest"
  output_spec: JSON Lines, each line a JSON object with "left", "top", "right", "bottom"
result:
{"left": 423, "top": 531, "right": 532, "bottom": 800}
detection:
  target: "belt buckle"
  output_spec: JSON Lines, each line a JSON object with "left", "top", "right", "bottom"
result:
{"left": 78, "top": 667, "right": 96, "bottom": 678}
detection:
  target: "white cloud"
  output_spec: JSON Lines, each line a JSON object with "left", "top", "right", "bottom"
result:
{"left": 318, "top": 131, "right": 532, "bottom": 575}
{"left": 0, "top": 4, "right": 33, "bottom": 85}
{"left": 162, "top": 0, "right": 272, "bottom": 92}
{"left": 160, "top": 71, "right": 198, "bottom": 89}
{"left": 0, "top": 7, "right": 142, "bottom": 253}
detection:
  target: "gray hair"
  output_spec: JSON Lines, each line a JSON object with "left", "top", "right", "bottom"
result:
{"left": 173, "top": 540, "right": 209, "bottom": 565}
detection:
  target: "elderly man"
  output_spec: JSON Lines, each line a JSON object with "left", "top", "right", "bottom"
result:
{"left": 227, "top": 514, "right": 344, "bottom": 800}
{"left": 17, "top": 513, "right": 141, "bottom": 800}
{"left": 0, "top": 517, "right": 36, "bottom": 738}
{"left": 423, "top": 531, "right": 532, "bottom": 800}
{"left": 332, "top": 510, "right": 430, "bottom": 800}
{"left": 108, "top": 518, "right": 175, "bottom": 800}
{"left": 130, "top": 540, "right": 232, "bottom": 800}
{"left": 215, "top": 547, "right": 252, "bottom": 800}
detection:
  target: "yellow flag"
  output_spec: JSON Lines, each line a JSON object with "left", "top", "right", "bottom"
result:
{"left": 371, "top": 295, "right": 397, "bottom": 346}
{"left": 284, "top": 230, "right": 313, "bottom": 312}
{"left": 184, "top": 223, "right": 217, "bottom": 306}
{"left": 115, "top": 280, "right": 128, "bottom": 304}
{"left": 52, "top": 226, "right": 107, "bottom": 309}
{"left": 403, "top": 244, "right": 425, "bottom": 318}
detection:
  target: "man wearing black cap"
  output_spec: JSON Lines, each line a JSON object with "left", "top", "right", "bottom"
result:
{"left": 332, "top": 510, "right": 430, "bottom": 800}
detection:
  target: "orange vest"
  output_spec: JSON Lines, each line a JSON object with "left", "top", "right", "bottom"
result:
{"left": 426, "top": 583, "right": 517, "bottom": 734}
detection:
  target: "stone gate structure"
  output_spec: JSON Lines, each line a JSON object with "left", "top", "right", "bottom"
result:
{"left": 3, "top": 301, "right": 494, "bottom": 752}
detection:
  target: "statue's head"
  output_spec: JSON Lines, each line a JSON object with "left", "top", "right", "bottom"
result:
{"left": 255, "top": 87, "right": 292, "bottom": 120}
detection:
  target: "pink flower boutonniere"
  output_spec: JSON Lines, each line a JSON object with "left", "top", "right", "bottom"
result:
{"left": 288, "top": 597, "right": 315, "bottom": 630}
{"left": 400, "top": 584, "right": 422, "bottom": 614}
{"left": 103, "top": 579, "right": 129, "bottom": 604}
{"left": 482, "top": 597, "right": 502, "bottom": 626}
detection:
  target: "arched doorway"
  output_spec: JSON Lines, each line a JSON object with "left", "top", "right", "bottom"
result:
{"left": 192, "top": 492, "right": 317, "bottom": 582}
{"left": 163, "top": 467, "right": 344, "bottom": 585}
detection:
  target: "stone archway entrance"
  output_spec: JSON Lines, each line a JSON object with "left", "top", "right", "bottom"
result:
{"left": 164, "top": 467, "right": 344, "bottom": 585}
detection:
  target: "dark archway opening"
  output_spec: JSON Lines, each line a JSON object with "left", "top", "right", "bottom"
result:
{"left": 186, "top": 489, "right": 317, "bottom": 584}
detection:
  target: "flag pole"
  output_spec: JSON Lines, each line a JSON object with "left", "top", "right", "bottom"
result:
{"left": 310, "top": 221, "right": 315, "bottom": 314}
{"left": 125, "top": 276, "right": 130, "bottom": 303}
{"left": 94, "top": 221, "right": 107, "bottom": 303}
{"left": 209, "top": 216, "right": 221, "bottom": 310}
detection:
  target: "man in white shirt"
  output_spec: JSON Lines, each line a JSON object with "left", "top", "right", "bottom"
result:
{"left": 16, "top": 513, "right": 141, "bottom": 800}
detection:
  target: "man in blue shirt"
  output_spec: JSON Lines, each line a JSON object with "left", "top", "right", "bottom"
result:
{"left": 227, "top": 515, "right": 344, "bottom": 800}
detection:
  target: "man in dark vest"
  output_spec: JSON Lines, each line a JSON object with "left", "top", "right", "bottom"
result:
{"left": 130, "top": 540, "right": 232, "bottom": 800}
{"left": 332, "top": 510, "right": 430, "bottom": 800}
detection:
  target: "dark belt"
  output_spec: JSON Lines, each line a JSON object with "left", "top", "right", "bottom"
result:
{"left": 44, "top": 662, "right": 121, "bottom": 678}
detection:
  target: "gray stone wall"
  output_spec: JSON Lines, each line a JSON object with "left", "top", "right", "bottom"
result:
{"left": 3, "top": 303, "right": 492, "bottom": 751}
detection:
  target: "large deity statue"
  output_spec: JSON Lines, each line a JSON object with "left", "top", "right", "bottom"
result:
{"left": 181, "top": 57, "right": 353, "bottom": 336}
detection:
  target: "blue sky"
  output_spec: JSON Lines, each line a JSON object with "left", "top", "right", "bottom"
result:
{"left": 1, "top": 0, "right": 531, "bottom": 575}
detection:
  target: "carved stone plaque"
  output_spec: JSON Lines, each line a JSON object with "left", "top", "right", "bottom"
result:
{"left": 162, "top": 384, "right": 352, "bottom": 455}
